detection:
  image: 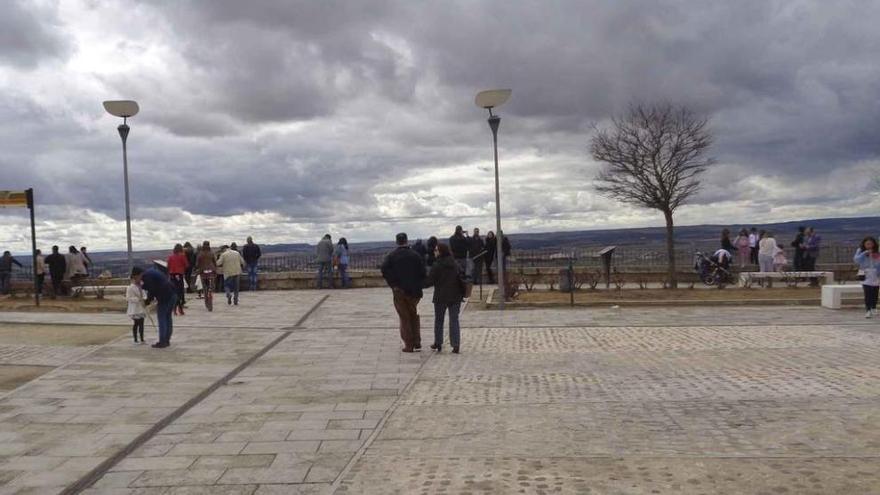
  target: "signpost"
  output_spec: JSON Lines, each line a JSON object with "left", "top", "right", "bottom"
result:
{"left": 0, "top": 189, "right": 39, "bottom": 306}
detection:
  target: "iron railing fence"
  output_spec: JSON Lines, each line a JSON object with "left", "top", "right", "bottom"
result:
{"left": 8, "top": 243, "right": 862, "bottom": 280}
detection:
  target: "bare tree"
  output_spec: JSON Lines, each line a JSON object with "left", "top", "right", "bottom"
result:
{"left": 591, "top": 103, "right": 714, "bottom": 288}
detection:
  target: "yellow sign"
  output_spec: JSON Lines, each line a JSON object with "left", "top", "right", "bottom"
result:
{"left": 0, "top": 191, "right": 28, "bottom": 208}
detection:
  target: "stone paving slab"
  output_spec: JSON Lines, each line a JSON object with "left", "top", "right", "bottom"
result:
{"left": 1, "top": 288, "right": 879, "bottom": 494}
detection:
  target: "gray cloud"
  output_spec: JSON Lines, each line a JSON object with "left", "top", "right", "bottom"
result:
{"left": 2, "top": 0, "right": 880, "bottom": 251}
{"left": 0, "top": 1, "right": 68, "bottom": 68}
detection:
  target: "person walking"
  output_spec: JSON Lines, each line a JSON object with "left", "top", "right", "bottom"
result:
{"left": 183, "top": 242, "right": 196, "bottom": 293}
{"left": 425, "top": 236, "right": 438, "bottom": 267}
{"left": 381, "top": 233, "right": 426, "bottom": 353}
{"left": 132, "top": 266, "right": 177, "bottom": 348}
{"left": 126, "top": 271, "right": 147, "bottom": 344}
{"left": 854, "top": 237, "right": 880, "bottom": 318}
{"left": 0, "top": 251, "right": 22, "bottom": 295}
{"left": 242, "top": 236, "right": 262, "bottom": 291}
{"left": 484, "top": 231, "right": 497, "bottom": 283}
{"left": 758, "top": 231, "right": 777, "bottom": 273}
{"left": 424, "top": 243, "right": 465, "bottom": 354}
{"left": 217, "top": 242, "right": 245, "bottom": 305}
{"left": 45, "top": 246, "right": 66, "bottom": 298}
{"left": 35, "top": 249, "right": 45, "bottom": 296}
{"left": 791, "top": 226, "right": 806, "bottom": 271}
{"left": 195, "top": 241, "right": 216, "bottom": 298}
{"left": 167, "top": 244, "right": 189, "bottom": 315}
{"left": 469, "top": 228, "right": 485, "bottom": 285}
{"left": 748, "top": 228, "right": 759, "bottom": 265}
{"left": 734, "top": 229, "right": 751, "bottom": 268}
{"left": 214, "top": 245, "right": 227, "bottom": 291}
{"left": 316, "top": 234, "right": 334, "bottom": 289}
{"left": 449, "top": 226, "right": 469, "bottom": 275}
{"left": 333, "top": 238, "right": 351, "bottom": 288}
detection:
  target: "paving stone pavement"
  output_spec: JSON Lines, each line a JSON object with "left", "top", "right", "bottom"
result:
{"left": 0, "top": 288, "right": 878, "bottom": 494}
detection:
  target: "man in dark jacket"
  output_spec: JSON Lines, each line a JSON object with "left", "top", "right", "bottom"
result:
{"left": 791, "top": 226, "right": 806, "bottom": 270}
{"left": 0, "top": 251, "right": 22, "bottom": 295}
{"left": 242, "top": 236, "right": 262, "bottom": 291}
{"left": 133, "top": 266, "right": 177, "bottom": 348}
{"left": 449, "top": 225, "right": 469, "bottom": 276}
{"left": 468, "top": 228, "right": 485, "bottom": 285}
{"left": 45, "top": 246, "right": 66, "bottom": 297}
{"left": 381, "top": 233, "right": 426, "bottom": 352}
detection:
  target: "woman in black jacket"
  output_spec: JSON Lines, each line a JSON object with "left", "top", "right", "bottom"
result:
{"left": 424, "top": 243, "right": 464, "bottom": 353}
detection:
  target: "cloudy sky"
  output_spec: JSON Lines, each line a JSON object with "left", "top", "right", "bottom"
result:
{"left": 2, "top": 0, "right": 879, "bottom": 252}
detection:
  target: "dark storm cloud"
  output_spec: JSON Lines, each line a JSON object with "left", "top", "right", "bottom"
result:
{"left": 2, "top": 0, "right": 880, "bottom": 249}
{"left": 0, "top": 1, "right": 68, "bottom": 68}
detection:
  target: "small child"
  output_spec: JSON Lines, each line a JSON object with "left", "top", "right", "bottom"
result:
{"left": 126, "top": 270, "right": 147, "bottom": 344}
{"left": 773, "top": 243, "right": 788, "bottom": 272}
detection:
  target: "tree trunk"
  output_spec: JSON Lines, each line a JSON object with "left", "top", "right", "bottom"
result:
{"left": 663, "top": 209, "right": 677, "bottom": 289}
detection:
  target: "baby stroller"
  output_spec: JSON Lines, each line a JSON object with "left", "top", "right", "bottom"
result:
{"left": 694, "top": 250, "right": 734, "bottom": 287}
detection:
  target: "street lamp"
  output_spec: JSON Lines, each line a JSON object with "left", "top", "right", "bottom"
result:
{"left": 474, "top": 89, "right": 511, "bottom": 309}
{"left": 102, "top": 100, "right": 139, "bottom": 274}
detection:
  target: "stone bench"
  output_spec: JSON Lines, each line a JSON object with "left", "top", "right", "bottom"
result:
{"left": 739, "top": 271, "right": 834, "bottom": 287}
{"left": 821, "top": 284, "right": 864, "bottom": 309}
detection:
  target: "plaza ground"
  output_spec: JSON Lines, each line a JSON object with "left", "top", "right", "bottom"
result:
{"left": 0, "top": 288, "right": 876, "bottom": 493}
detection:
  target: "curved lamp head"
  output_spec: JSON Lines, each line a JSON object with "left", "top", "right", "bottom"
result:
{"left": 475, "top": 89, "right": 511, "bottom": 110}
{"left": 103, "top": 100, "right": 139, "bottom": 118}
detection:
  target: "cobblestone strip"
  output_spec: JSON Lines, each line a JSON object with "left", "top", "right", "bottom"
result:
{"left": 62, "top": 294, "right": 329, "bottom": 495}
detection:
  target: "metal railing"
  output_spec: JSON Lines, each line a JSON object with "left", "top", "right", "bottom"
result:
{"left": 8, "top": 243, "right": 862, "bottom": 280}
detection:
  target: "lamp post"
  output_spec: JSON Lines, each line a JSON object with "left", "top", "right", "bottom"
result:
{"left": 102, "top": 100, "right": 139, "bottom": 274}
{"left": 475, "top": 89, "right": 512, "bottom": 309}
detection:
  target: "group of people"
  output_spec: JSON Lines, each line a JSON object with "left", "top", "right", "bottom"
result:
{"left": 315, "top": 235, "right": 351, "bottom": 289}
{"left": 0, "top": 245, "right": 94, "bottom": 297}
{"left": 125, "top": 237, "right": 262, "bottom": 348}
{"left": 378, "top": 226, "right": 511, "bottom": 354}
{"left": 716, "top": 227, "right": 822, "bottom": 273}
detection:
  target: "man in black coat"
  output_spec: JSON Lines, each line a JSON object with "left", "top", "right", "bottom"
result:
{"left": 468, "top": 228, "right": 485, "bottom": 284}
{"left": 449, "top": 225, "right": 469, "bottom": 276}
{"left": 381, "top": 233, "right": 426, "bottom": 352}
{"left": 242, "top": 236, "right": 262, "bottom": 291}
{"left": 45, "top": 246, "right": 67, "bottom": 298}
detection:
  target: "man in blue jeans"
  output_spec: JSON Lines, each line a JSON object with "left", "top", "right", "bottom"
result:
{"left": 242, "top": 236, "right": 261, "bottom": 291}
{"left": 132, "top": 266, "right": 177, "bottom": 348}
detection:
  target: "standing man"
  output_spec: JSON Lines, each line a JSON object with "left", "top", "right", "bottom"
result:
{"left": 316, "top": 234, "right": 334, "bottom": 289}
{"left": 0, "top": 251, "right": 22, "bottom": 295}
{"left": 469, "top": 228, "right": 485, "bottom": 285}
{"left": 381, "top": 233, "right": 427, "bottom": 353}
{"left": 218, "top": 242, "right": 246, "bottom": 305}
{"left": 791, "top": 226, "right": 806, "bottom": 271}
{"left": 449, "top": 226, "right": 469, "bottom": 276}
{"left": 484, "top": 231, "right": 497, "bottom": 283}
{"left": 45, "top": 246, "right": 66, "bottom": 298}
{"left": 242, "top": 236, "right": 262, "bottom": 291}
{"left": 132, "top": 266, "right": 177, "bottom": 348}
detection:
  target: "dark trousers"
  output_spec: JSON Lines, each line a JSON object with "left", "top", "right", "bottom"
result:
{"left": 50, "top": 272, "right": 64, "bottom": 296}
{"left": 433, "top": 302, "right": 461, "bottom": 348}
{"left": 393, "top": 289, "right": 421, "bottom": 349}
{"left": 36, "top": 274, "right": 44, "bottom": 295}
{"left": 0, "top": 273, "right": 9, "bottom": 295}
{"left": 485, "top": 257, "right": 495, "bottom": 283}
{"left": 864, "top": 285, "right": 879, "bottom": 311}
{"left": 171, "top": 274, "right": 186, "bottom": 309}
{"left": 131, "top": 318, "right": 144, "bottom": 342}
{"left": 793, "top": 249, "right": 804, "bottom": 270}
{"left": 471, "top": 259, "right": 483, "bottom": 284}
{"left": 156, "top": 295, "right": 177, "bottom": 344}
{"left": 750, "top": 247, "right": 758, "bottom": 264}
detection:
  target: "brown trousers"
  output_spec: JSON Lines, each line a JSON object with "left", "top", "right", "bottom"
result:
{"left": 392, "top": 288, "right": 421, "bottom": 349}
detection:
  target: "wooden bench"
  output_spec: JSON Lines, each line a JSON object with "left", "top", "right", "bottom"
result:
{"left": 739, "top": 271, "right": 834, "bottom": 287}
{"left": 821, "top": 284, "right": 864, "bottom": 309}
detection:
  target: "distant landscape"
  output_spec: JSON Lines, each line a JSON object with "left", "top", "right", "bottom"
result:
{"left": 81, "top": 216, "right": 880, "bottom": 263}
